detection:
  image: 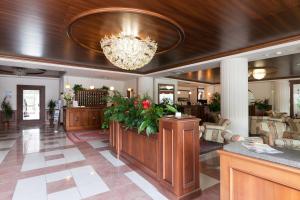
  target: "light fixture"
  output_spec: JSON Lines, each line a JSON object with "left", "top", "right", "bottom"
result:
{"left": 177, "top": 91, "right": 181, "bottom": 94}
{"left": 100, "top": 32, "right": 157, "bottom": 70}
{"left": 252, "top": 69, "right": 266, "bottom": 80}
{"left": 188, "top": 91, "right": 192, "bottom": 95}
{"left": 127, "top": 88, "right": 132, "bottom": 91}
{"left": 276, "top": 51, "right": 282, "bottom": 55}
{"left": 207, "top": 92, "right": 211, "bottom": 96}
{"left": 90, "top": 85, "right": 95, "bottom": 90}
{"left": 109, "top": 86, "right": 114, "bottom": 91}
{"left": 166, "top": 86, "right": 173, "bottom": 90}
{"left": 65, "top": 84, "right": 71, "bottom": 89}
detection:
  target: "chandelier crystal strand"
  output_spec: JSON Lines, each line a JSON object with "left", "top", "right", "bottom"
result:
{"left": 100, "top": 33, "right": 157, "bottom": 70}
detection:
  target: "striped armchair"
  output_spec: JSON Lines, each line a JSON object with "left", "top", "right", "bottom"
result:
{"left": 201, "top": 118, "right": 231, "bottom": 143}
{"left": 258, "top": 118, "right": 300, "bottom": 150}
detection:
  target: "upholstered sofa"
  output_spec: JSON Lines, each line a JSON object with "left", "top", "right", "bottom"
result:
{"left": 258, "top": 117, "right": 300, "bottom": 149}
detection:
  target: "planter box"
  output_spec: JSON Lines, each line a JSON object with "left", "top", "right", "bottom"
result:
{"left": 109, "top": 117, "right": 201, "bottom": 199}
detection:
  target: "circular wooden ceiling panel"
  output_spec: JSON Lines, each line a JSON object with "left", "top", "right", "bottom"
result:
{"left": 67, "top": 8, "right": 185, "bottom": 54}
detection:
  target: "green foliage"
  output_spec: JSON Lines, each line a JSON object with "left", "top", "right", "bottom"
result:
{"left": 73, "top": 84, "right": 84, "bottom": 94}
{"left": 255, "top": 99, "right": 270, "bottom": 111}
{"left": 47, "top": 100, "right": 56, "bottom": 116}
{"left": 101, "top": 86, "right": 109, "bottom": 90}
{"left": 208, "top": 92, "right": 221, "bottom": 112}
{"left": 102, "top": 91, "right": 177, "bottom": 136}
{"left": 1, "top": 97, "right": 13, "bottom": 121}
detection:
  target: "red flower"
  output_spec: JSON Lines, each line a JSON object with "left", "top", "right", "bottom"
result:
{"left": 142, "top": 99, "right": 151, "bottom": 109}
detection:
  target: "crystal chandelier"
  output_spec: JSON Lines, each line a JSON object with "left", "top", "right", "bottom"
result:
{"left": 100, "top": 33, "right": 157, "bottom": 70}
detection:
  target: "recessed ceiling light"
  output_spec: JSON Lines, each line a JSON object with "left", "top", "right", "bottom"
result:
{"left": 276, "top": 51, "right": 282, "bottom": 55}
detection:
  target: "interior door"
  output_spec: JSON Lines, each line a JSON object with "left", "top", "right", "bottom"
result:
{"left": 17, "top": 85, "right": 45, "bottom": 125}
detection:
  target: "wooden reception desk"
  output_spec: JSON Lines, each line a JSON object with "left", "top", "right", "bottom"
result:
{"left": 109, "top": 116, "right": 201, "bottom": 199}
{"left": 63, "top": 107, "right": 104, "bottom": 132}
{"left": 219, "top": 142, "right": 300, "bottom": 200}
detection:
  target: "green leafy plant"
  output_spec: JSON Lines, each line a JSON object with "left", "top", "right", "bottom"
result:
{"left": 101, "top": 86, "right": 109, "bottom": 90}
{"left": 73, "top": 84, "right": 84, "bottom": 94}
{"left": 102, "top": 91, "right": 177, "bottom": 136}
{"left": 208, "top": 92, "right": 221, "bottom": 112}
{"left": 255, "top": 99, "right": 270, "bottom": 111}
{"left": 48, "top": 99, "right": 56, "bottom": 117}
{"left": 47, "top": 99, "right": 56, "bottom": 127}
{"left": 1, "top": 97, "right": 13, "bottom": 122}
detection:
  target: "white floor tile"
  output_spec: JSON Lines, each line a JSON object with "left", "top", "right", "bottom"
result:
{"left": 13, "top": 175, "right": 47, "bottom": 200}
{"left": 0, "top": 150, "right": 9, "bottom": 164}
{"left": 46, "top": 170, "right": 72, "bottom": 183}
{"left": 22, "top": 147, "right": 85, "bottom": 171}
{"left": 125, "top": 171, "right": 168, "bottom": 200}
{"left": 0, "top": 140, "right": 16, "bottom": 148}
{"left": 21, "top": 153, "right": 46, "bottom": 171}
{"left": 87, "top": 140, "right": 108, "bottom": 148}
{"left": 99, "top": 150, "right": 125, "bottom": 167}
{"left": 48, "top": 187, "right": 81, "bottom": 200}
{"left": 199, "top": 173, "right": 219, "bottom": 191}
{"left": 46, "top": 158, "right": 66, "bottom": 167}
{"left": 71, "top": 165, "right": 110, "bottom": 198}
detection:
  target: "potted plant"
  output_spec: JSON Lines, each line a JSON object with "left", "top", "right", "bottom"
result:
{"left": 1, "top": 97, "right": 13, "bottom": 128}
{"left": 208, "top": 92, "right": 221, "bottom": 122}
{"left": 72, "top": 84, "right": 84, "bottom": 94}
{"left": 48, "top": 99, "right": 56, "bottom": 127}
{"left": 63, "top": 92, "right": 73, "bottom": 107}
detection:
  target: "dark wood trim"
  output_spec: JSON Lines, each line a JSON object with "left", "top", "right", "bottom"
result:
{"left": 158, "top": 83, "right": 175, "bottom": 104}
{"left": 67, "top": 7, "right": 185, "bottom": 55}
{"left": 17, "top": 85, "right": 45, "bottom": 125}
{"left": 289, "top": 80, "right": 300, "bottom": 117}
{"left": 148, "top": 33, "right": 300, "bottom": 74}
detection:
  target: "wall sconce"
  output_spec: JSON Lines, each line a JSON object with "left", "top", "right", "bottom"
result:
{"left": 128, "top": 88, "right": 132, "bottom": 91}
{"left": 177, "top": 91, "right": 181, "bottom": 94}
{"left": 188, "top": 91, "right": 192, "bottom": 95}
{"left": 109, "top": 86, "right": 115, "bottom": 91}
{"left": 90, "top": 85, "right": 95, "bottom": 89}
{"left": 207, "top": 92, "right": 211, "bottom": 96}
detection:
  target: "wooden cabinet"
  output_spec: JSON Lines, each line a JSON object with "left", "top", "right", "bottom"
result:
{"left": 219, "top": 150, "right": 300, "bottom": 200}
{"left": 63, "top": 107, "right": 104, "bottom": 132}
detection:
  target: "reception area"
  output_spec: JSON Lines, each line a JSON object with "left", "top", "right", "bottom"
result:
{"left": 1, "top": 1, "right": 300, "bottom": 200}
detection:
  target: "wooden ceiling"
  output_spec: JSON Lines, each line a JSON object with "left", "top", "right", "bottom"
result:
{"left": 1, "top": 1, "right": 300, "bottom": 74}
{"left": 170, "top": 53, "right": 300, "bottom": 84}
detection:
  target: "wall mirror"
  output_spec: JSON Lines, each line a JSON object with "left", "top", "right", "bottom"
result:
{"left": 158, "top": 84, "right": 175, "bottom": 104}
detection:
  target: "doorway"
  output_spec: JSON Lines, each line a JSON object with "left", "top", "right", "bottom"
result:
{"left": 17, "top": 85, "right": 45, "bottom": 125}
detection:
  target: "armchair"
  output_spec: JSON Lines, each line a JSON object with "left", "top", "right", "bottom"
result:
{"left": 201, "top": 117, "right": 231, "bottom": 143}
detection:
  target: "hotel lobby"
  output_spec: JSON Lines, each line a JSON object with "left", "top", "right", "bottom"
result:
{"left": 1, "top": 1, "right": 300, "bottom": 200}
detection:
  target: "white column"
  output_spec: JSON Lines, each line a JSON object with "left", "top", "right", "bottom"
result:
{"left": 221, "top": 57, "right": 248, "bottom": 136}
{"left": 138, "top": 77, "right": 154, "bottom": 99}
{"left": 274, "top": 80, "right": 290, "bottom": 115}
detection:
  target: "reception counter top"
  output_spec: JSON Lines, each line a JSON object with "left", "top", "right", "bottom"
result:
{"left": 224, "top": 142, "right": 300, "bottom": 169}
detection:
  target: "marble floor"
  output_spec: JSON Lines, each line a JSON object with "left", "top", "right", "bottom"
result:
{"left": 0, "top": 125, "right": 220, "bottom": 200}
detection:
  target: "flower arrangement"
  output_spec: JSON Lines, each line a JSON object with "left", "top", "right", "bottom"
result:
{"left": 63, "top": 91, "right": 73, "bottom": 107}
{"left": 208, "top": 92, "right": 221, "bottom": 112}
{"left": 102, "top": 91, "right": 177, "bottom": 136}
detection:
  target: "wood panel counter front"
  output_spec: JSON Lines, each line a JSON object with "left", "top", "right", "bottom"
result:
{"left": 219, "top": 150, "right": 300, "bottom": 200}
{"left": 63, "top": 107, "right": 104, "bottom": 132}
{"left": 109, "top": 116, "right": 201, "bottom": 199}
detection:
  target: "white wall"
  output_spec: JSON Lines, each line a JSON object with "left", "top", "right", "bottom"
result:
{"left": 124, "top": 78, "right": 138, "bottom": 96}
{"left": 63, "top": 75, "right": 125, "bottom": 95}
{"left": 249, "top": 81, "right": 275, "bottom": 106}
{"left": 0, "top": 75, "right": 60, "bottom": 110}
